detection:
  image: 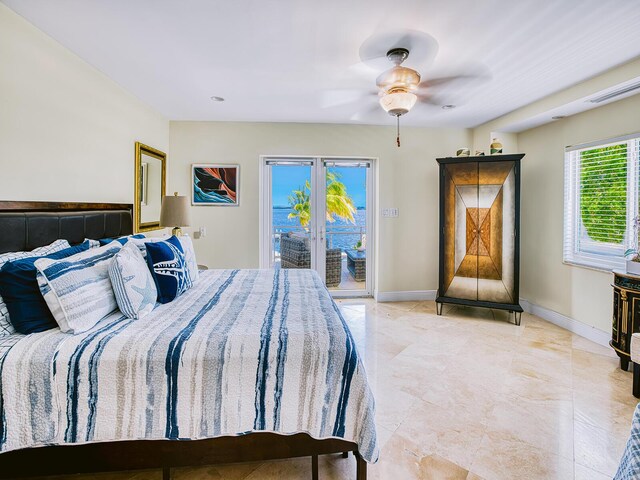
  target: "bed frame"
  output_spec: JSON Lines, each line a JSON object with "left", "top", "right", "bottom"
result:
{"left": 0, "top": 201, "right": 366, "bottom": 480}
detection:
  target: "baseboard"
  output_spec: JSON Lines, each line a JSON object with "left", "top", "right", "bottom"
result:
{"left": 372, "top": 291, "right": 609, "bottom": 347}
{"left": 374, "top": 290, "right": 437, "bottom": 302}
{"left": 519, "top": 298, "right": 610, "bottom": 347}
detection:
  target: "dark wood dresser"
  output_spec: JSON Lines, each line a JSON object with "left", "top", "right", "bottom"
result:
{"left": 611, "top": 270, "right": 640, "bottom": 370}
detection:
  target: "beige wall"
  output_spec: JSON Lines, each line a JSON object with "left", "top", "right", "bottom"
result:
{"left": 169, "top": 121, "right": 471, "bottom": 294}
{"left": 0, "top": 4, "right": 168, "bottom": 203}
{"left": 515, "top": 93, "right": 640, "bottom": 333}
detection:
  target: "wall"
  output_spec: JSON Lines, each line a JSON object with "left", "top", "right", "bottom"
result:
{"left": 515, "top": 93, "right": 640, "bottom": 333}
{"left": 0, "top": 4, "right": 168, "bottom": 203}
{"left": 169, "top": 121, "right": 471, "bottom": 294}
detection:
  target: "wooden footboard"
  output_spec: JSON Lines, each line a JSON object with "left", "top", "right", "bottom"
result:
{"left": 0, "top": 433, "right": 366, "bottom": 479}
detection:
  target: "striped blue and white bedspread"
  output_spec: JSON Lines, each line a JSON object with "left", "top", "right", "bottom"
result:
{"left": 615, "top": 402, "right": 640, "bottom": 479}
{"left": 0, "top": 269, "right": 378, "bottom": 462}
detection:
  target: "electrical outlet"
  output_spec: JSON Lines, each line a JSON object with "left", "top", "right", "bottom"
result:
{"left": 194, "top": 226, "right": 207, "bottom": 239}
{"left": 382, "top": 208, "right": 399, "bottom": 218}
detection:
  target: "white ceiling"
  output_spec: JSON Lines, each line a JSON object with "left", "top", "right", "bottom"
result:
{"left": 3, "top": 0, "right": 640, "bottom": 128}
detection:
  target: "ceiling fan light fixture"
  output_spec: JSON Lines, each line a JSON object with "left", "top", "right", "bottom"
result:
{"left": 379, "top": 91, "right": 417, "bottom": 116}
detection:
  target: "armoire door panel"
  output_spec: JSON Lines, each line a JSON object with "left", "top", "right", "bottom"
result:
{"left": 476, "top": 160, "right": 516, "bottom": 303}
{"left": 442, "top": 162, "right": 478, "bottom": 301}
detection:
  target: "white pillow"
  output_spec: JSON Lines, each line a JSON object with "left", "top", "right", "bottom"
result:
{"left": 35, "top": 242, "right": 122, "bottom": 334}
{"left": 108, "top": 242, "right": 157, "bottom": 320}
{"left": 129, "top": 236, "right": 165, "bottom": 258}
{"left": 176, "top": 235, "right": 199, "bottom": 284}
{"left": 0, "top": 239, "right": 70, "bottom": 336}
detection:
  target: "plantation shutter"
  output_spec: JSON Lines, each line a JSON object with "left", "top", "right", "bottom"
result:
{"left": 564, "top": 133, "right": 640, "bottom": 270}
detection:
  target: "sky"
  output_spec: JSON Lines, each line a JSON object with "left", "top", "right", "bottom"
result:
{"left": 271, "top": 165, "right": 366, "bottom": 208}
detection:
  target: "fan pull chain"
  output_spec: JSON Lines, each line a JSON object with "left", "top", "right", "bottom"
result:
{"left": 396, "top": 115, "right": 401, "bottom": 147}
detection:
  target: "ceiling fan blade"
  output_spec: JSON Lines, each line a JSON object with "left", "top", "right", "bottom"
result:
{"left": 416, "top": 93, "right": 440, "bottom": 106}
{"left": 358, "top": 29, "right": 439, "bottom": 71}
{"left": 417, "top": 65, "right": 492, "bottom": 91}
{"left": 350, "top": 103, "right": 384, "bottom": 122}
{"left": 320, "top": 89, "right": 377, "bottom": 109}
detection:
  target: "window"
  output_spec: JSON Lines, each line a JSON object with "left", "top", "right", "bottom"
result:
{"left": 564, "top": 133, "right": 640, "bottom": 270}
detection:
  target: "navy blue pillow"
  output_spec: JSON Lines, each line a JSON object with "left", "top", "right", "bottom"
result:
{"left": 0, "top": 240, "right": 93, "bottom": 334}
{"left": 145, "top": 236, "right": 193, "bottom": 304}
{"left": 99, "top": 234, "right": 145, "bottom": 246}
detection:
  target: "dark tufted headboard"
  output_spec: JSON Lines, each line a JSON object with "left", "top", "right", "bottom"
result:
{"left": 0, "top": 201, "right": 133, "bottom": 254}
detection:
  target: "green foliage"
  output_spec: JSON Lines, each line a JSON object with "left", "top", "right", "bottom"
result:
{"left": 580, "top": 144, "right": 627, "bottom": 244}
{"left": 287, "top": 172, "right": 356, "bottom": 227}
{"left": 287, "top": 180, "right": 311, "bottom": 227}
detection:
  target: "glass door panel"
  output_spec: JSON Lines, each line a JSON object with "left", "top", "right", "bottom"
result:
{"left": 267, "top": 161, "right": 314, "bottom": 270}
{"left": 323, "top": 160, "right": 371, "bottom": 295}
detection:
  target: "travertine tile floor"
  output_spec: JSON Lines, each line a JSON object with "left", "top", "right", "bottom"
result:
{"left": 29, "top": 300, "right": 637, "bottom": 480}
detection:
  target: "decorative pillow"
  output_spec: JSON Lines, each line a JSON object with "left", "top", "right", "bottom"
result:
{"left": 129, "top": 236, "right": 165, "bottom": 258}
{"left": 35, "top": 242, "right": 123, "bottom": 334}
{"left": 145, "top": 236, "right": 192, "bottom": 304}
{"left": 108, "top": 242, "right": 157, "bottom": 319}
{"left": 0, "top": 241, "right": 93, "bottom": 334}
{"left": 176, "top": 235, "right": 199, "bottom": 285}
{"left": 0, "top": 239, "right": 70, "bottom": 336}
{"left": 85, "top": 239, "right": 101, "bottom": 248}
{"left": 99, "top": 234, "right": 146, "bottom": 246}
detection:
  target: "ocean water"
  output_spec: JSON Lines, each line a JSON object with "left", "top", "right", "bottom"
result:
{"left": 272, "top": 207, "right": 366, "bottom": 253}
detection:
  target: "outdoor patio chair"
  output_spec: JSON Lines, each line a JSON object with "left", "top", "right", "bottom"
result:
{"left": 280, "top": 232, "right": 342, "bottom": 287}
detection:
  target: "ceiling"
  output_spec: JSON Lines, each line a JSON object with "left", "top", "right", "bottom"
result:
{"left": 3, "top": 0, "right": 640, "bottom": 128}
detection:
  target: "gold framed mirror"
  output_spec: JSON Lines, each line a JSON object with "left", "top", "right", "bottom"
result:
{"left": 134, "top": 142, "right": 166, "bottom": 232}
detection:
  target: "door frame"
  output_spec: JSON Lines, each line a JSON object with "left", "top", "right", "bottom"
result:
{"left": 259, "top": 155, "right": 376, "bottom": 298}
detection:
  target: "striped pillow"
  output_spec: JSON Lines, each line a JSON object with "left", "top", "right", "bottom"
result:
{"left": 98, "top": 234, "right": 146, "bottom": 246}
{"left": 0, "top": 239, "right": 70, "bottom": 336}
{"left": 108, "top": 242, "right": 157, "bottom": 319}
{"left": 35, "top": 242, "right": 122, "bottom": 334}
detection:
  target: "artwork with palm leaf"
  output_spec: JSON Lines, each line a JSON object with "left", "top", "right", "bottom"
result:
{"left": 192, "top": 164, "right": 239, "bottom": 206}
{"left": 288, "top": 172, "right": 356, "bottom": 227}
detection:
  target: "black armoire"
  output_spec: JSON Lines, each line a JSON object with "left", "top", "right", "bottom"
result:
{"left": 435, "top": 154, "right": 524, "bottom": 325}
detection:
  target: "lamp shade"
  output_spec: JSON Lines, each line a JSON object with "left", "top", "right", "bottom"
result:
{"left": 160, "top": 192, "right": 191, "bottom": 228}
{"left": 379, "top": 91, "right": 417, "bottom": 116}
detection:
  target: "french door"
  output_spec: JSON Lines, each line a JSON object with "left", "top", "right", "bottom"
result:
{"left": 259, "top": 156, "right": 375, "bottom": 297}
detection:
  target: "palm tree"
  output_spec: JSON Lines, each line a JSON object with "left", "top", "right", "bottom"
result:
{"left": 288, "top": 172, "right": 356, "bottom": 227}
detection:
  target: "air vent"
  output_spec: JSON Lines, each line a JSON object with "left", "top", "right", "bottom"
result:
{"left": 589, "top": 81, "right": 640, "bottom": 104}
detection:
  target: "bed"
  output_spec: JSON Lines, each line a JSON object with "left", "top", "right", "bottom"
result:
{"left": 0, "top": 201, "right": 377, "bottom": 479}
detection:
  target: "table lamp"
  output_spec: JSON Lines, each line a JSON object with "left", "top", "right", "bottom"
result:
{"left": 160, "top": 192, "right": 191, "bottom": 236}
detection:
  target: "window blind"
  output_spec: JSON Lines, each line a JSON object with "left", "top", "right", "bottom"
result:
{"left": 564, "top": 134, "right": 640, "bottom": 271}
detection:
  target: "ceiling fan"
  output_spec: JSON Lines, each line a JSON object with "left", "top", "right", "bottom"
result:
{"left": 331, "top": 30, "right": 489, "bottom": 147}
{"left": 377, "top": 47, "right": 420, "bottom": 116}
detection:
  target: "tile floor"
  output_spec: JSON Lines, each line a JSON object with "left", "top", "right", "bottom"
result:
{"left": 28, "top": 300, "right": 637, "bottom": 480}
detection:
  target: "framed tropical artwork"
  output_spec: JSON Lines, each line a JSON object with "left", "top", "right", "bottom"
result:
{"left": 191, "top": 164, "right": 239, "bottom": 206}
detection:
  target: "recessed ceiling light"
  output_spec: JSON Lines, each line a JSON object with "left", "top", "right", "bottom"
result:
{"left": 551, "top": 115, "right": 565, "bottom": 120}
{"left": 210, "top": 96, "right": 225, "bottom": 102}
{"left": 441, "top": 104, "right": 456, "bottom": 110}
